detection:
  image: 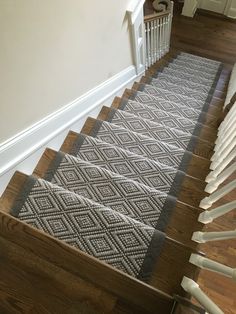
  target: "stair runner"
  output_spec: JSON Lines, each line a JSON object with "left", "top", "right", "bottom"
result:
{"left": 2, "top": 51, "right": 223, "bottom": 296}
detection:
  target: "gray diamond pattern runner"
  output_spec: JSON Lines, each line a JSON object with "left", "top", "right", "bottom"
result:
{"left": 105, "top": 108, "right": 198, "bottom": 151}
{"left": 89, "top": 119, "right": 191, "bottom": 171}
{"left": 136, "top": 83, "right": 209, "bottom": 111}
{"left": 44, "top": 152, "right": 177, "bottom": 230}
{"left": 115, "top": 99, "right": 203, "bottom": 135}
{"left": 126, "top": 91, "right": 207, "bottom": 123}
{"left": 68, "top": 133, "right": 185, "bottom": 194}
{"left": 154, "top": 73, "right": 213, "bottom": 93}
{"left": 11, "top": 176, "right": 165, "bottom": 280}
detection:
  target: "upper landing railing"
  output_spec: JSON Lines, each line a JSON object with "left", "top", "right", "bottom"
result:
{"left": 127, "top": 0, "right": 173, "bottom": 75}
{"left": 144, "top": 2, "right": 173, "bottom": 68}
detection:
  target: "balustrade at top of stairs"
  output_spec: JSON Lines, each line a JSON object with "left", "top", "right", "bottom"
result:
{"left": 0, "top": 49, "right": 232, "bottom": 314}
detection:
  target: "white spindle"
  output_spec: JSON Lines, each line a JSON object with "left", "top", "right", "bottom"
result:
{"left": 167, "top": 2, "right": 173, "bottom": 51}
{"left": 163, "top": 16, "right": 167, "bottom": 53}
{"left": 159, "top": 17, "right": 162, "bottom": 57}
{"left": 158, "top": 18, "right": 161, "bottom": 58}
{"left": 192, "top": 230, "right": 236, "bottom": 243}
{"left": 206, "top": 147, "right": 236, "bottom": 181}
{"left": 218, "top": 102, "right": 236, "bottom": 136}
{"left": 190, "top": 254, "right": 236, "bottom": 281}
{"left": 146, "top": 22, "right": 151, "bottom": 67}
{"left": 199, "top": 179, "right": 236, "bottom": 209}
{"left": 211, "top": 130, "right": 236, "bottom": 161}
{"left": 210, "top": 139, "right": 236, "bottom": 169}
{"left": 215, "top": 113, "right": 236, "bottom": 145}
{"left": 156, "top": 19, "right": 159, "bottom": 60}
{"left": 154, "top": 19, "right": 157, "bottom": 61}
{"left": 181, "top": 277, "right": 223, "bottom": 314}
{"left": 210, "top": 145, "right": 236, "bottom": 170}
{"left": 161, "top": 17, "right": 165, "bottom": 56}
{"left": 198, "top": 200, "right": 236, "bottom": 223}
{"left": 151, "top": 20, "right": 154, "bottom": 65}
{"left": 216, "top": 122, "right": 236, "bottom": 154}
{"left": 205, "top": 162, "right": 236, "bottom": 193}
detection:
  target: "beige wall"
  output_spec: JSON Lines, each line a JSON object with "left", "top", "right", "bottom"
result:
{"left": 0, "top": 0, "right": 133, "bottom": 143}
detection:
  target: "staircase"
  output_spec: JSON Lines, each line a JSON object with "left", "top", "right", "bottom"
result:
{"left": 0, "top": 50, "right": 231, "bottom": 313}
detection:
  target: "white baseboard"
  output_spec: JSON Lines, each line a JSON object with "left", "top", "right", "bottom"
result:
{"left": 0, "top": 65, "right": 142, "bottom": 195}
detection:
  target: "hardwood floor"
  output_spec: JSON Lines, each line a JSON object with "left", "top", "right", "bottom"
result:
{"left": 171, "top": 3, "right": 236, "bottom": 66}
{"left": 171, "top": 4, "right": 236, "bottom": 314}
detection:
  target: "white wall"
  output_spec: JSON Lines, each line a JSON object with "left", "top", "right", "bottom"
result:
{"left": 0, "top": 0, "right": 133, "bottom": 143}
{"left": 224, "top": 0, "right": 236, "bottom": 18}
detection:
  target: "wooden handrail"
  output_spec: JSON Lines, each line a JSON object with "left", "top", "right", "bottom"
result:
{"left": 144, "top": 10, "right": 170, "bottom": 22}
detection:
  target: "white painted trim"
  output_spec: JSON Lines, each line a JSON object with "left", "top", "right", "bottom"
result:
{"left": 0, "top": 65, "right": 140, "bottom": 194}
{"left": 127, "top": 0, "right": 146, "bottom": 74}
{"left": 182, "top": 0, "right": 199, "bottom": 17}
{"left": 127, "top": 0, "right": 145, "bottom": 24}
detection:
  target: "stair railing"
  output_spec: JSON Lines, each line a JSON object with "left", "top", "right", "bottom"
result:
{"left": 144, "top": 1, "right": 173, "bottom": 68}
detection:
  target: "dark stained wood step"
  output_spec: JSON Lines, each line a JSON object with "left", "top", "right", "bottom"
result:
{"left": 111, "top": 95, "right": 217, "bottom": 143}
{"left": 0, "top": 171, "right": 201, "bottom": 298}
{"left": 81, "top": 117, "right": 211, "bottom": 181}
{"left": 34, "top": 147, "right": 204, "bottom": 249}
{"left": 97, "top": 104, "right": 214, "bottom": 161}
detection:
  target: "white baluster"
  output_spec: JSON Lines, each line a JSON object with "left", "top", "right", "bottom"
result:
{"left": 181, "top": 277, "right": 224, "bottom": 314}
{"left": 198, "top": 200, "right": 236, "bottom": 223}
{"left": 167, "top": 2, "right": 173, "bottom": 51}
{"left": 151, "top": 20, "right": 154, "bottom": 65}
{"left": 199, "top": 179, "right": 236, "bottom": 209}
{"left": 161, "top": 17, "right": 164, "bottom": 56}
{"left": 214, "top": 119, "right": 235, "bottom": 152}
{"left": 156, "top": 19, "right": 160, "bottom": 60}
{"left": 154, "top": 19, "right": 157, "bottom": 62}
{"left": 146, "top": 22, "right": 150, "bottom": 68}
{"left": 206, "top": 147, "right": 236, "bottom": 181}
{"left": 190, "top": 254, "right": 236, "bottom": 281}
{"left": 192, "top": 229, "right": 236, "bottom": 243}
{"left": 164, "top": 16, "right": 167, "bottom": 53}
{"left": 219, "top": 102, "right": 236, "bottom": 136}
{"left": 214, "top": 121, "right": 236, "bottom": 154}
{"left": 159, "top": 17, "right": 162, "bottom": 57}
{"left": 210, "top": 139, "right": 236, "bottom": 169}
{"left": 205, "top": 162, "right": 236, "bottom": 193}
{"left": 158, "top": 18, "right": 161, "bottom": 59}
